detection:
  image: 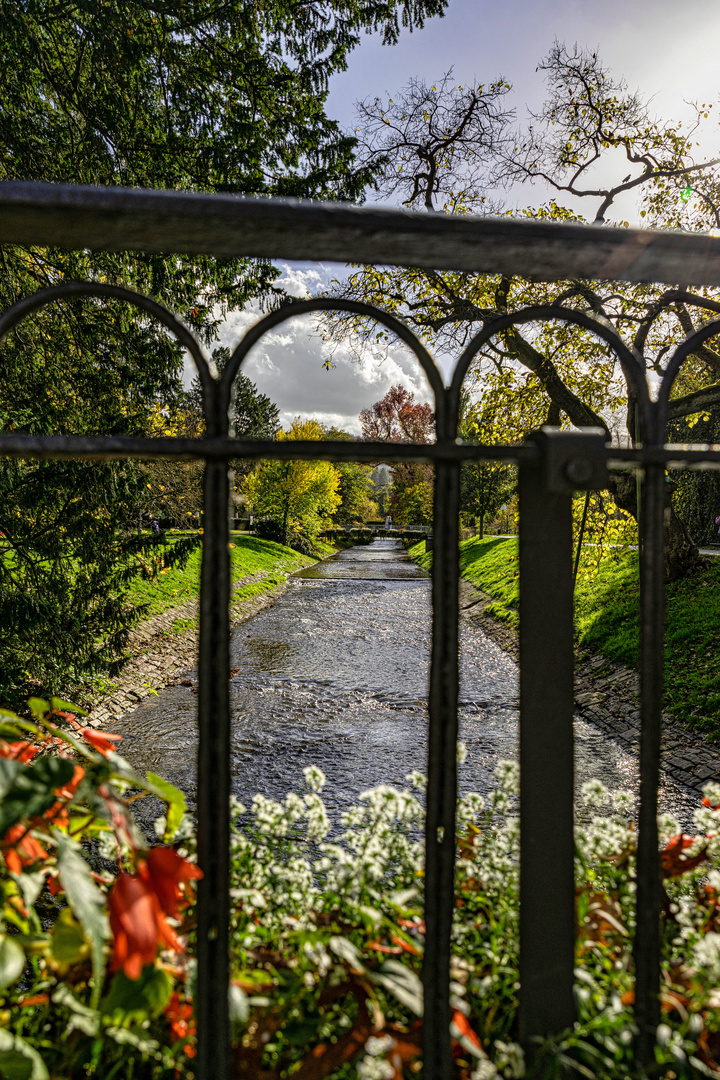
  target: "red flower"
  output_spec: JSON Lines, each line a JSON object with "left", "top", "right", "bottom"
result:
{"left": 145, "top": 847, "right": 203, "bottom": 919}
{"left": 82, "top": 728, "right": 122, "bottom": 756}
{"left": 0, "top": 741, "right": 39, "bottom": 763}
{"left": 37, "top": 764, "right": 87, "bottom": 830}
{"left": 56, "top": 764, "right": 85, "bottom": 801}
{"left": 109, "top": 871, "right": 182, "bottom": 980}
{"left": 2, "top": 824, "right": 48, "bottom": 874}
{"left": 108, "top": 849, "right": 202, "bottom": 980}
{"left": 165, "top": 992, "right": 196, "bottom": 1055}
{"left": 18, "top": 994, "right": 49, "bottom": 1008}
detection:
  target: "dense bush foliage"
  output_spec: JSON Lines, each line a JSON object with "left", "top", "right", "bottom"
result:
{"left": 5, "top": 702, "right": 720, "bottom": 1077}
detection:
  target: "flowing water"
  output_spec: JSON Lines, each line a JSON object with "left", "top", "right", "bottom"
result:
{"left": 114, "top": 539, "right": 697, "bottom": 826}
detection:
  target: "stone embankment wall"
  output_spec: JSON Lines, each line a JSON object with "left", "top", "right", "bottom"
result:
{"left": 459, "top": 581, "right": 720, "bottom": 795}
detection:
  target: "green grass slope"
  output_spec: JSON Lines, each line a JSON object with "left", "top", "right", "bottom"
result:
{"left": 409, "top": 537, "right": 720, "bottom": 738}
{"left": 128, "top": 533, "right": 311, "bottom": 619}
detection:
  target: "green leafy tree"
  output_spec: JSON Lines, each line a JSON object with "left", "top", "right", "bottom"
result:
{"left": 369, "top": 466, "right": 392, "bottom": 517}
{"left": 330, "top": 44, "right": 720, "bottom": 576}
{"left": 460, "top": 407, "right": 514, "bottom": 538}
{"left": 0, "top": 0, "right": 445, "bottom": 701}
{"left": 243, "top": 419, "right": 341, "bottom": 549}
{"left": 179, "top": 346, "right": 283, "bottom": 518}
{"left": 323, "top": 427, "right": 374, "bottom": 524}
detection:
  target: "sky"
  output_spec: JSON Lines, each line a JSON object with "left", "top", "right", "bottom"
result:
{"left": 202, "top": 0, "right": 720, "bottom": 433}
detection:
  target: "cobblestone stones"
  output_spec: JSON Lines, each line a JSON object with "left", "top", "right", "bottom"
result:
{"left": 458, "top": 580, "right": 720, "bottom": 795}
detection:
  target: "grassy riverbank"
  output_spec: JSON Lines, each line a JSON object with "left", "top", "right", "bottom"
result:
{"left": 128, "top": 532, "right": 314, "bottom": 619}
{"left": 410, "top": 537, "right": 720, "bottom": 739}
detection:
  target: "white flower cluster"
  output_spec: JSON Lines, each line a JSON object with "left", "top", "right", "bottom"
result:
{"left": 357, "top": 1034, "right": 396, "bottom": 1079}
{"left": 222, "top": 760, "right": 720, "bottom": 1078}
{"left": 577, "top": 814, "right": 633, "bottom": 862}
{"left": 470, "top": 1040, "right": 525, "bottom": 1079}
{"left": 693, "top": 931, "right": 720, "bottom": 982}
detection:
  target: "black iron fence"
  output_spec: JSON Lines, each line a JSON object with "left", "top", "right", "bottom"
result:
{"left": 2, "top": 182, "right": 720, "bottom": 1078}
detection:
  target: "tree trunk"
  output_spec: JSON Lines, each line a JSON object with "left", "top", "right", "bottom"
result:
{"left": 606, "top": 469, "right": 699, "bottom": 581}
{"left": 505, "top": 329, "right": 703, "bottom": 580}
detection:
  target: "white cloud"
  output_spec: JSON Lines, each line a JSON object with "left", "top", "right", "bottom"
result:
{"left": 183, "top": 263, "right": 438, "bottom": 434}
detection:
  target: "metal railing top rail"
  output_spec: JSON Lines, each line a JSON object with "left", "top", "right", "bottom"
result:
{"left": 4, "top": 180, "right": 720, "bottom": 285}
{"left": 0, "top": 432, "right": 719, "bottom": 468}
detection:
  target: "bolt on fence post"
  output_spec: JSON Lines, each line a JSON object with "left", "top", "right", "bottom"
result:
{"left": 518, "top": 449, "right": 576, "bottom": 1054}
{"left": 634, "top": 461, "right": 665, "bottom": 1067}
{"left": 196, "top": 457, "right": 232, "bottom": 1080}
{"left": 423, "top": 444, "right": 461, "bottom": 1080}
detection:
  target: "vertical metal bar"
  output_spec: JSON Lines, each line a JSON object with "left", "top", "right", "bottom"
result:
{"left": 196, "top": 457, "right": 232, "bottom": 1080}
{"left": 573, "top": 490, "right": 590, "bottom": 588}
{"left": 518, "top": 459, "right": 576, "bottom": 1049}
{"left": 634, "top": 461, "right": 666, "bottom": 1067}
{"left": 423, "top": 432, "right": 461, "bottom": 1079}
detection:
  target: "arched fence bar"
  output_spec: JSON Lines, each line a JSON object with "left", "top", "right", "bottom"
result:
{"left": 2, "top": 181, "right": 720, "bottom": 1078}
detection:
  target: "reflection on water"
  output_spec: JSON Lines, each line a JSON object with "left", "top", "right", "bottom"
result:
{"left": 113, "top": 540, "right": 697, "bottom": 827}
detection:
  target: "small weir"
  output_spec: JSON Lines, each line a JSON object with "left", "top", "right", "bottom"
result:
{"left": 114, "top": 539, "right": 697, "bottom": 824}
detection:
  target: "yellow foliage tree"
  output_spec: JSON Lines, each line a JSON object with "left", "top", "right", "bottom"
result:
{"left": 242, "top": 419, "right": 341, "bottom": 550}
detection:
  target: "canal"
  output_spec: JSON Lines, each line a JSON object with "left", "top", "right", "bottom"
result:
{"left": 114, "top": 539, "right": 696, "bottom": 824}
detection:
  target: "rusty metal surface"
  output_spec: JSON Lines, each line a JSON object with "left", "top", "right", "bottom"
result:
{"left": 2, "top": 180, "right": 720, "bottom": 284}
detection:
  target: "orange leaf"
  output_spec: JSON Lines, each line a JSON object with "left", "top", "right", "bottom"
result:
{"left": 390, "top": 934, "right": 422, "bottom": 957}
{"left": 661, "top": 834, "right": 708, "bottom": 878}
{"left": 451, "top": 1009, "right": 481, "bottom": 1049}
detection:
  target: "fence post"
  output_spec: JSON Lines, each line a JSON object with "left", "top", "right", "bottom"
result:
{"left": 423, "top": 429, "right": 461, "bottom": 1078}
{"left": 633, "top": 460, "right": 666, "bottom": 1066}
{"left": 518, "top": 428, "right": 607, "bottom": 1054}
{"left": 196, "top": 456, "right": 232, "bottom": 1079}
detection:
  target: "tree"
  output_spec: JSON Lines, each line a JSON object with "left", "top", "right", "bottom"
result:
{"left": 323, "top": 428, "right": 375, "bottom": 524}
{"left": 0, "top": 0, "right": 446, "bottom": 701}
{"left": 140, "top": 400, "right": 206, "bottom": 528}
{"left": 331, "top": 45, "right": 720, "bottom": 577}
{"left": 369, "top": 466, "right": 392, "bottom": 517}
{"left": 242, "top": 420, "right": 341, "bottom": 550}
{"left": 359, "top": 384, "right": 434, "bottom": 442}
{"left": 359, "top": 384, "right": 435, "bottom": 526}
{"left": 459, "top": 408, "right": 514, "bottom": 538}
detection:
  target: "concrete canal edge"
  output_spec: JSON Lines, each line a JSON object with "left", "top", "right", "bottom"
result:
{"left": 459, "top": 579, "right": 720, "bottom": 797}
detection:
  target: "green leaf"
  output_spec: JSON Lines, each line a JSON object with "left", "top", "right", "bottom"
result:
{"left": 11, "top": 869, "right": 45, "bottom": 910}
{"left": 0, "top": 759, "right": 25, "bottom": 802}
{"left": 0, "top": 935, "right": 26, "bottom": 989}
{"left": 51, "top": 908, "right": 90, "bottom": 967}
{"left": 146, "top": 772, "right": 186, "bottom": 840}
{"left": 26, "top": 700, "right": 49, "bottom": 719}
{"left": 0, "top": 724, "right": 31, "bottom": 743}
{"left": 0, "top": 709, "right": 23, "bottom": 722}
{"left": 102, "top": 965, "right": 171, "bottom": 1021}
{"left": 50, "top": 697, "right": 87, "bottom": 717}
{"left": 0, "top": 756, "right": 75, "bottom": 836}
{"left": 57, "top": 834, "right": 109, "bottom": 1009}
{"left": 0, "top": 1029, "right": 48, "bottom": 1080}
